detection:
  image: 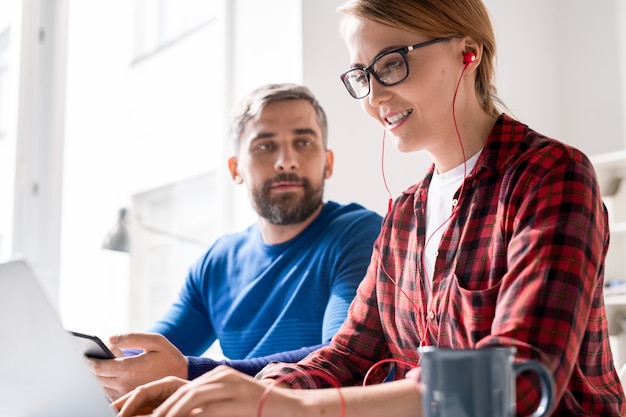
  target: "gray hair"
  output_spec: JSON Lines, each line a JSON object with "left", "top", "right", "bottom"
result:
{"left": 229, "top": 83, "right": 329, "bottom": 154}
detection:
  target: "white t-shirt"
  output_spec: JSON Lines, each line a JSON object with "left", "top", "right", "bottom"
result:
{"left": 424, "top": 151, "right": 481, "bottom": 289}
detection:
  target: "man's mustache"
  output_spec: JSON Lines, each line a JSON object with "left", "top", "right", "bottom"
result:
{"left": 266, "top": 174, "right": 305, "bottom": 187}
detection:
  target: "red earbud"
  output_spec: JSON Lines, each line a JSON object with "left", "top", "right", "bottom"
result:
{"left": 463, "top": 52, "right": 476, "bottom": 66}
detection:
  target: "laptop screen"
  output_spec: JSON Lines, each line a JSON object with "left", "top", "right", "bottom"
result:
{"left": 0, "top": 260, "right": 116, "bottom": 417}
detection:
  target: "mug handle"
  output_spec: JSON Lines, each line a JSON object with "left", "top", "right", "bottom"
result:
{"left": 514, "top": 360, "right": 556, "bottom": 417}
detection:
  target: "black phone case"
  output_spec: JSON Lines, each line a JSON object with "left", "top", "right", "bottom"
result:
{"left": 70, "top": 331, "right": 116, "bottom": 359}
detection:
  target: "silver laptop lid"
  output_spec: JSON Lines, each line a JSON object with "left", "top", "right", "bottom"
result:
{"left": 0, "top": 260, "right": 116, "bottom": 417}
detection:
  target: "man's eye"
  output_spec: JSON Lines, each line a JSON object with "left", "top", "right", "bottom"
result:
{"left": 255, "top": 142, "right": 274, "bottom": 152}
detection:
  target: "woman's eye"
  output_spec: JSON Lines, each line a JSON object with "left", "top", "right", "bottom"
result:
{"left": 378, "top": 57, "right": 404, "bottom": 78}
{"left": 385, "top": 57, "right": 404, "bottom": 70}
{"left": 353, "top": 72, "right": 367, "bottom": 86}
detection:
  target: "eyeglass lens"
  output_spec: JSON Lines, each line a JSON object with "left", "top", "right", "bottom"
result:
{"left": 342, "top": 50, "right": 408, "bottom": 99}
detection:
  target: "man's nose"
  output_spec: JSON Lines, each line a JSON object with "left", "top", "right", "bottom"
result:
{"left": 275, "top": 148, "right": 298, "bottom": 171}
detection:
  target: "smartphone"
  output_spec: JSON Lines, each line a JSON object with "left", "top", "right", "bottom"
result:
{"left": 70, "top": 331, "right": 116, "bottom": 359}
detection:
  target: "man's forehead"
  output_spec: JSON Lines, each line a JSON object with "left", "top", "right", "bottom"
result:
{"left": 248, "top": 127, "right": 320, "bottom": 141}
{"left": 244, "top": 112, "right": 321, "bottom": 140}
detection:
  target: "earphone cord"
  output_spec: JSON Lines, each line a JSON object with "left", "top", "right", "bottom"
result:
{"left": 372, "top": 59, "right": 471, "bottom": 373}
{"left": 257, "top": 369, "right": 345, "bottom": 417}
{"left": 256, "top": 60, "right": 474, "bottom": 417}
{"left": 420, "top": 60, "right": 469, "bottom": 293}
{"left": 381, "top": 129, "right": 393, "bottom": 213}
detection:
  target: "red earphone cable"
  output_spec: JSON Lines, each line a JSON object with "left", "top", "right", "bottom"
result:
{"left": 257, "top": 369, "right": 345, "bottom": 417}
{"left": 257, "top": 60, "right": 475, "bottom": 414}
{"left": 381, "top": 130, "right": 393, "bottom": 214}
{"left": 373, "top": 59, "right": 472, "bottom": 371}
{"left": 420, "top": 60, "right": 469, "bottom": 292}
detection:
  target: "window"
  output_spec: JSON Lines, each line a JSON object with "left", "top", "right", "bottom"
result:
{"left": 0, "top": 25, "right": 13, "bottom": 262}
{"left": 128, "top": 171, "right": 219, "bottom": 331}
{"left": 133, "top": 0, "right": 217, "bottom": 62}
{"left": 0, "top": 27, "right": 10, "bottom": 139}
{"left": 60, "top": 1, "right": 227, "bottom": 336}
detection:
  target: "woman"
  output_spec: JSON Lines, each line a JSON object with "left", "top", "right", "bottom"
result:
{"left": 114, "top": 0, "right": 626, "bottom": 415}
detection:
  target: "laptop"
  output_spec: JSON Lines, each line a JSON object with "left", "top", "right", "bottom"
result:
{"left": 0, "top": 259, "right": 117, "bottom": 417}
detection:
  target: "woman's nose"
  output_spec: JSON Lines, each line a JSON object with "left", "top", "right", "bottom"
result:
{"left": 368, "top": 77, "right": 391, "bottom": 106}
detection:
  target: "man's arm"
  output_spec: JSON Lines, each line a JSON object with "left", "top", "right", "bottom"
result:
{"left": 149, "top": 254, "right": 218, "bottom": 356}
{"left": 187, "top": 342, "right": 327, "bottom": 379}
{"left": 92, "top": 332, "right": 327, "bottom": 400}
{"left": 320, "top": 208, "right": 382, "bottom": 341}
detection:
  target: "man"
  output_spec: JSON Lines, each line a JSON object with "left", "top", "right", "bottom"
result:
{"left": 91, "top": 83, "right": 382, "bottom": 401}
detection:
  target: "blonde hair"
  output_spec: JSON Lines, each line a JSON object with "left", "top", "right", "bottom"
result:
{"left": 337, "top": 0, "right": 502, "bottom": 118}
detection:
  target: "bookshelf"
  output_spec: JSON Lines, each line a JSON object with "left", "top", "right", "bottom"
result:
{"left": 590, "top": 150, "right": 626, "bottom": 378}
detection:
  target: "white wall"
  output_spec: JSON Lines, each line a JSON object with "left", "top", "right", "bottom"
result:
{"left": 302, "top": 0, "right": 430, "bottom": 216}
{"left": 485, "top": 0, "right": 625, "bottom": 155}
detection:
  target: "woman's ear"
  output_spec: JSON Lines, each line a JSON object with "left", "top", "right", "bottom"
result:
{"left": 461, "top": 36, "right": 482, "bottom": 69}
{"left": 463, "top": 52, "right": 476, "bottom": 66}
{"left": 227, "top": 157, "right": 243, "bottom": 184}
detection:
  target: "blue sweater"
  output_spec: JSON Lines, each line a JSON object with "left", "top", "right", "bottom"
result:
{"left": 150, "top": 201, "right": 382, "bottom": 378}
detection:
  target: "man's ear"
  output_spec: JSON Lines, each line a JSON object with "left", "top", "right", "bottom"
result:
{"left": 228, "top": 157, "right": 243, "bottom": 184}
{"left": 324, "top": 150, "right": 334, "bottom": 179}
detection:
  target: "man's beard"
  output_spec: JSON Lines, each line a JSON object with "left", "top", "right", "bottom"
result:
{"left": 251, "top": 173, "right": 324, "bottom": 225}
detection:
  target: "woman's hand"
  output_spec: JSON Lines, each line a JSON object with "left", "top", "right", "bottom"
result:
{"left": 113, "top": 375, "right": 188, "bottom": 416}
{"left": 113, "top": 365, "right": 296, "bottom": 417}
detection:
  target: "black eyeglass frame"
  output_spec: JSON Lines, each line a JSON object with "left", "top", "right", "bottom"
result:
{"left": 340, "top": 37, "right": 452, "bottom": 99}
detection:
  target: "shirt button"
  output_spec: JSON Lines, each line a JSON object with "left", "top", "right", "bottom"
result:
{"left": 452, "top": 199, "right": 458, "bottom": 207}
{"left": 434, "top": 250, "right": 439, "bottom": 257}
{"left": 429, "top": 311, "right": 435, "bottom": 319}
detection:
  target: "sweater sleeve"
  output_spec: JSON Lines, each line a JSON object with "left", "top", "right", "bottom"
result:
{"left": 320, "top": 210, "right": 382, "bottom": 342}
{"left": 150, "top": 255, "right": 218, "bottom": 356}
{"left": 187, "top": 342, "right": 327, "bottom": 379}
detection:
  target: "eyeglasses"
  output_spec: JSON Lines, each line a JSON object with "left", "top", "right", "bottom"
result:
{"left": 340, "top": 37, "right": 451, "bottom": 99}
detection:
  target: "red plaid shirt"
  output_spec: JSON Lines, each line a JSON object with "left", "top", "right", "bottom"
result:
{"left": 259, "top": 114, "right": 626, "bottom": 416}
